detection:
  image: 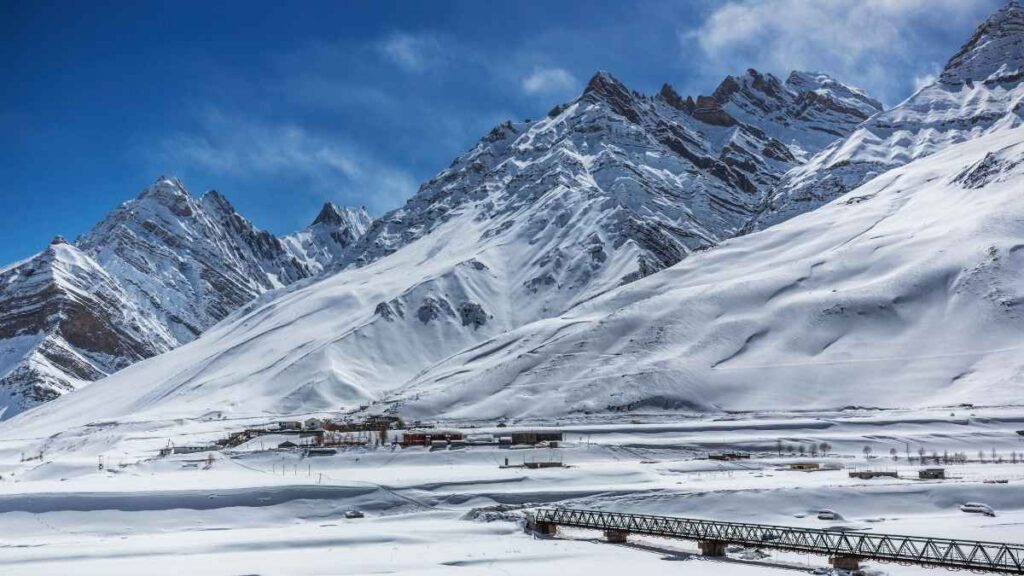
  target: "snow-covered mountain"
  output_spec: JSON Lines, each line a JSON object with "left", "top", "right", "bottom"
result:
{"left": 282, "top": 203, "right": 371, "bottom": 274}
{"left": 78, "top": 178, "right": 314, "bottom": 344}
{"left": 0, "top": 178, "right": 370, "bottom": 417}
{"left": 0, "top": 238, "right": 172, "bottom": 418}
{"left": 10, "top": 124, "right": 1024, "bottom": 431}
{"left": 385, "top": 126, "right": 1024, "bottom": 419}
{"left": 346, "top": 69, "right": 875, "bottom": 279}
{"left": 0, "top": 69, "right": 877, "bottom": 425}
{"left": 751, "top": 0, "right": 1024, "bottom": 230}
{"left": 6, "top": 3, "right": 1024, "bottom": 431}
{"left": 716, "top": 69, "right": 882, "bottom": 161}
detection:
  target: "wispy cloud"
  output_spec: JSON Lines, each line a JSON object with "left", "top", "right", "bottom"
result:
{"left": 521, "top": 67, "right": 577, "bottom": 95}
{"left": 161, "top": 110, "right": 416, "bottom": 214}
{"left": 688, "top": 0, "right": 1000, "bottom": 105}
{"left": 377, "top": 32, "right": 446, "bottom": 72}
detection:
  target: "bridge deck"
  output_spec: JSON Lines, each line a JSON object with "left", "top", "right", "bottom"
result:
{"left": 530, "top": 507, "right": 1024, "bottom": 573}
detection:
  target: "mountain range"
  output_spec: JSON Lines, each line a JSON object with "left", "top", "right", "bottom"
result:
{"left": 3, "top": 1, "right": 1024, "bottom": 426}
{"left": 751, "top": 0, "right": 1024, "bottom": 230}
{"left": 0, "top": 178, "right": 369, "bottom": 418}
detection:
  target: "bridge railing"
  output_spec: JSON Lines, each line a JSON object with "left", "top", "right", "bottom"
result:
{"left": 532, "top": 507, "right": 1024, "bottom": 573}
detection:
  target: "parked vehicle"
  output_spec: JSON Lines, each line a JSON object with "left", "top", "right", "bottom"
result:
{"left": 344, "top": 510, "right": 365, "bottom": 519}
{"left": 817, "top": 509, "right": 844, "bottom": 521}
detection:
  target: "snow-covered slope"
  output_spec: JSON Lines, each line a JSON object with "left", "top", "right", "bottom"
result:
{"left": 0, "top": 239, "right": 172, "bottom": 419}
{"left": 752, "top": 1, "right": 1024, "bottom": 230}
{"left": 382, "top": 127, "right": 1024, "bottom": 419}
{"left": 282, "top": 203, "right": 371, "bottom": 273}
{"left": 0, "top": 70, "right": 876, "bottom": 429}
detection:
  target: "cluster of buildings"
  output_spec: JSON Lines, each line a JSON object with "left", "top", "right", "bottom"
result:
{"left": 159, "top": 417, "right": 564, "bottom": 457}
{"left": 397, "top": 429, "right": 563, "bottom": 448}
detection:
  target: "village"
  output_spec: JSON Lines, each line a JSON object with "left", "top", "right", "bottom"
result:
{"left": 152, "top": 413, "right": 1024, "bottom": 488}
{"left": 158, "top": 414, "right": 565, "bottom": 461}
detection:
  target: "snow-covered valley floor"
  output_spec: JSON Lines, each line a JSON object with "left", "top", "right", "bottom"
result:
{"left": 1, "top": 407, "right": 1024, "bottom": 574}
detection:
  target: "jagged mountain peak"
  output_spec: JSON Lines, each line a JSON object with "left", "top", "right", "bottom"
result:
{"left": 940, "top": 0, "right": 1024, "bottom": 85}
{"left": 752, "top": 2, "right": 1024, "bottom": 232}
{"left": 580, "top": 70, "right": 643, "bottom": 123}
{"left": 312, "top": 202, "right": 368, "bottom": 228}
{"left": 129, "top": 176, "right": 198, "bottom": 219}
{"left": 200, "top": 189, "right": 235, "bottom": 213}
{"left": 313, "top": 201, "right": 345, "bottom": 225}
{"left": 656, "top": 83, "right": 694, "bottom": 112}
{"left": 137, "top": 176, "right": 189, "bottom": 200}
{"left": 282, "top": 203, "right": 372, "bottom": 273}
{"left": 583, "top": 70, "right": 628, "bottom": 94}
{"left": 706, "top": 68, "right": 880, "bottom": 158}
{"left": 78, "top": 177, "right": 311, "bottom": 339}
{"left": 714, "top": 68, "right": 785, "bottom": 100}
{"left": 785, "top": 71, "right": 883, "bottom": 116}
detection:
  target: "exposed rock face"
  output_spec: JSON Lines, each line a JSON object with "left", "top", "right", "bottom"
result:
{"left": 458, "top": 302, "right": 489, "bottom": 329}
{"left": 752, "top": 1, "right": 1024, "bottom": 231}
{"left": 714, "top": 69, "right": 883, "bottom": 160}
{"left": 0, "top": 243, "right": 170, "bottom": 418}
{"left": 658, "top": 84, "right": 694, "bottom": 113}
{"left": 692, "top": 95, "right": 737, "bottom": 127}
{"left": 417, "top": 297, "right": 456, "bottom": 324}
{"left": 0, "top": 178, "right": 374, "bottom": 418}
{"left": 940, "top": 1, "right": 1024, "bottom": 85}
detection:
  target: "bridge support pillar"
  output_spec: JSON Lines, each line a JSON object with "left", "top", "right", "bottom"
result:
{"left": 530, "top": 521, "right": 557, "bottom": 536}
{"left": 604, "top": 529, "right": 628, "bottom": 543}
{"left": 830, "top": 555, "right": 861, "bottom": 571}
{"left": 699, "top": 540, "right": 727, "bottom": 557}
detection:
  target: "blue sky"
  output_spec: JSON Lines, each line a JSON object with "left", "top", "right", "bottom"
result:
{"left": 1, "top": 0, "right": 1003, "bottom": 264}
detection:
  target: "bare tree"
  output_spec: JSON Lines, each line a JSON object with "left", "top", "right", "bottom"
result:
{"left": 863, "top": 445, "right": 872, "bottom": 460}
{"left": 890, "top": 448, "right": 898, "bottom": 462}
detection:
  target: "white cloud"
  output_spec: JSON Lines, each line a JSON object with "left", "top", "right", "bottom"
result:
{"left": 689, "top": 0, "right": 998, "bottom": 105}
{"left": 162, "top": 111, "right": 416, "bottom": 213}
{"left": 521, "top": 67, "right": 577, "bottom": 95}
{"left": 377, "top": 32, "right": 444, "bottom": 72}
{"left": 913, "top": 73, "right": 938, "bottom": 92}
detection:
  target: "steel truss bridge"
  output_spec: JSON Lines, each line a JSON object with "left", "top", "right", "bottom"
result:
{"left": 529, "top": 507, "right": 1024, "bottom": 573}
